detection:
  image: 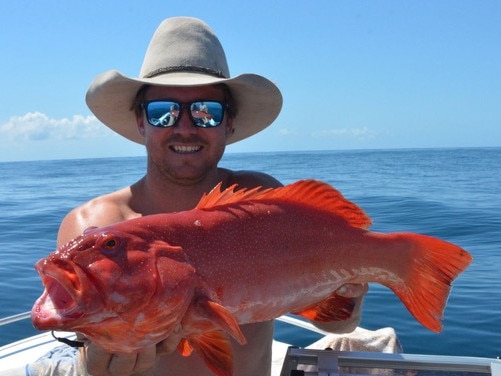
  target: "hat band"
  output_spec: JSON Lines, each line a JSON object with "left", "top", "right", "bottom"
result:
{"left": 144, "top": 65, "right": 227, "bottom": 79}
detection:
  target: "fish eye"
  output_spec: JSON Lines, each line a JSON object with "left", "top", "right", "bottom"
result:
{"left": 98, "top": 233, "right": 122, "bottom": 254}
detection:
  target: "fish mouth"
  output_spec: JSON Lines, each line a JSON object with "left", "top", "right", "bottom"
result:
{"left": 31, "top": 265, "right": 85, "bottom": 330}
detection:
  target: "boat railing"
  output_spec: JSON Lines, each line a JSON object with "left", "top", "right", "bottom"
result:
{"left": 2, "top": 312, "right": 501, "bottom": 376}
{"left": 280, "top": 347, "right": 501, "bottom": 376}
{"left": 0, "top": 311, "right": 31, "bottom": 327}
{"left": 0, "top": 311, "right": 325, "bottom": 334}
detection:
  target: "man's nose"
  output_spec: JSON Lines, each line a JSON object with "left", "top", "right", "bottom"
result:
{"left": 173, "top": 107, "right": 197, "bottom": 134}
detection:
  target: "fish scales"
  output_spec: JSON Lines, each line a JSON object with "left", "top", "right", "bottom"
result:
{"left": 31, "top": 179, "right": 472, "bottom": 376}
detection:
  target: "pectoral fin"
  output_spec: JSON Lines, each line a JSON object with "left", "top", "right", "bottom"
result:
{"left": 182, "top": 331, "right": 234, "bottom": 376}
{"left": 196, "top": 298, "right": 246, "bottom": 345}
{"left": 177, "top": 338, "right": 193, "bottom": 356}
{"left": 293, "top": 292, "right": 355, "bottom": 322}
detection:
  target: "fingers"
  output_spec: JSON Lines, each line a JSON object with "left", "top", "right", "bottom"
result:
{"left": 82, "top": 341, "right": 112, "bottom": 376}
{"left": 336, "top": 283, "right": 369, "bottom": 298}
{"left": 108, "top": 349, "right": 155, "bottom": 376}
{"left": 78, "top": 325, "right": 183, "bottom": 375}
{"left": 310, "top": 283, "right": 369, "bottom": 333}
{"left": 156, "top": 324, "right": 183, "bottom": 354}
{"left": 82, "top": 341, "right": 155, "bottom": 376}
{"left": 133, "top": 349, "right": 157, "bottom": 375}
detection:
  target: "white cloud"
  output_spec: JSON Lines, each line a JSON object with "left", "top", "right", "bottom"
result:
{"left": 310, "top": 127, "right": 376, "bottom": 140}
{"left": 278, "top": 127, "right": 301, "bottom": 136}
{"left": 277, "top": 126, "right": 378, "bottom": 141}
{"left": 0, "top": 112, "right": 111, "bottom": 142}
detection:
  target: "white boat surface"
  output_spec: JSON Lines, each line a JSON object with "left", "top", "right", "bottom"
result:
{"left": 1, "top": 312, "right": 500, "bottom": 375}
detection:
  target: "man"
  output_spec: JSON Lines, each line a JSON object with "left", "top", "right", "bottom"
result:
{"left": 52, "top": 17, "right": 367, "bottom": 375}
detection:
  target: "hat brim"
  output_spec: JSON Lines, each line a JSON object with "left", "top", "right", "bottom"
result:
{"left": 85, "top": 70, "right": 282, "bottom": 145}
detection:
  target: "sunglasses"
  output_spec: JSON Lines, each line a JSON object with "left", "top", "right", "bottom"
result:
{"left": 141, "top": 100, "right": 228, "bottom": 128}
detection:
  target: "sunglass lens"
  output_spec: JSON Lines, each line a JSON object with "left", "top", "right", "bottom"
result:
{"left": 146, "top": 101, "right": 179, "bottom": 127}
{"left": 190, "top": 101, "right": 224, "bottom": 127}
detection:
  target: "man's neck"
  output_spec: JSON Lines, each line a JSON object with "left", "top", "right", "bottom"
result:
{"left": 130, "top": 168, "right": 230, "bottom": 215}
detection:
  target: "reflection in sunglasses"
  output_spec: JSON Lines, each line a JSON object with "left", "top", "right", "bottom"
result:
{"left": 143, "top": 100, "right": 226, "bottom": 128}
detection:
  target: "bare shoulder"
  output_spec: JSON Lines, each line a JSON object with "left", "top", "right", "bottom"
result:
{"left": 57, "top": 186, "right": 136, "bottom": 247}
{"left": 224, "top": 169, "right": 283, "bottom": 190}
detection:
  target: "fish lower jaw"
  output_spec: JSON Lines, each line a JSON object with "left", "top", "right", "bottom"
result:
{"left": 31, "top": 295, "right": 83, "bottom": 330}
{"left": 31, "top": 277, "right": 84, "bottom": 330}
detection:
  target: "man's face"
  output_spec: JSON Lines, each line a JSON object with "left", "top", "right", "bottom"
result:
{"left": 137, "top": 85, "right": 233, "bottom": 185}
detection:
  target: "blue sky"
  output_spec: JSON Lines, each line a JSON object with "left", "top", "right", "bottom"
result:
{"left": 1, "top": 1, "right": 500, "bottom": 162}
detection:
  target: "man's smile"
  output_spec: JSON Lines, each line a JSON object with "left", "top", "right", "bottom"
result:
{"left": 170, "top": 145, "right": 203, "bottom": 154}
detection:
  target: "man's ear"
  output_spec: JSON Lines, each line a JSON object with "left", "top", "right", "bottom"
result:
{"left": 137, "top": 116, "right": 146, "bottom": 137}
{"left": 225, "top": 117, "right": 235, "bottom": 137}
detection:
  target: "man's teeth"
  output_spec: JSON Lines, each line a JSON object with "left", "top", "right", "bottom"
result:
{"left": 172, "top": 145, "right": 202, "bottom": 153}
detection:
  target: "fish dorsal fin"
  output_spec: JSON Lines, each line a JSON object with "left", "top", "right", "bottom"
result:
{"left": 196, "top": 183, "right": 270, "bottom": 209}
{"left": 197, "top": 179, "right": 372, "bottom": 229}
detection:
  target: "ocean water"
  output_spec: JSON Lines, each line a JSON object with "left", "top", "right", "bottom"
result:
{"left": 0, "top": 148, "right": 500, "bottom": 358}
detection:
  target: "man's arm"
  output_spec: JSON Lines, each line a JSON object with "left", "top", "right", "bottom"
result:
{"left": 57, "top": 196, "right": 160, "bottom": 376}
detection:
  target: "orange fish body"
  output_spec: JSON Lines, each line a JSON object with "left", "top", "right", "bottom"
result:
{"left": 31, "top": 180, "right": 472, "bottom": 376}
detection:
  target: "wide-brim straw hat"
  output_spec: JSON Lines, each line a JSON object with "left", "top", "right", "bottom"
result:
{"left": 86, "top": 17, "right": 282, "bottom": 145}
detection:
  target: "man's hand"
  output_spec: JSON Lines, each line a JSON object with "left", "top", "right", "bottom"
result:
{"left": 311, "top": 283, "right": 369, "bottom": 333}
{"left": 336, "top": 283, "right": 368, "bottom": 299}
{"left": 79, "top": 324, "right": 183, "bottom": 376}
{"left": 82, "top": 343, "right": 155, "bottom": 376}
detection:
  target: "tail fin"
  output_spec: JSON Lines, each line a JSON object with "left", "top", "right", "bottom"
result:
{"left": 386, "top": 233, "right": 472, "bottom": 332}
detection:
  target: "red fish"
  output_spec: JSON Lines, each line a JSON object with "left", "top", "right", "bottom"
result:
{"left": 31, "top": 180, "right": 472, "bottom": 376}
